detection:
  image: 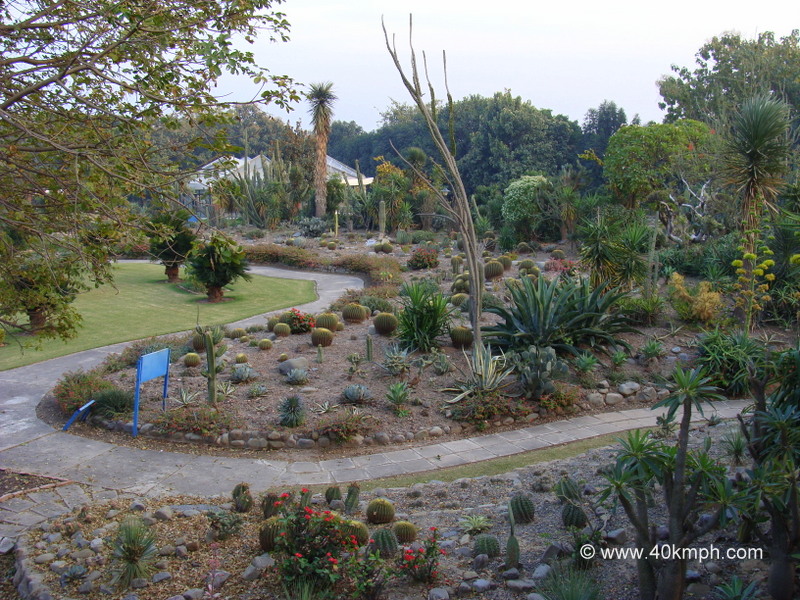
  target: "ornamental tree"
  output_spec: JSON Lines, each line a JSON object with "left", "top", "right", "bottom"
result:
{"left": 186, "top": 233, "right": 252, "bottom": 302}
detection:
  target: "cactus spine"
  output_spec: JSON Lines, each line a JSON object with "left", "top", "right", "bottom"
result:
{"left": 344, "top": 483, "right": 360, "bottom": 514}
{"left": 232, "top": 483, "right": 253, "bottom": 513}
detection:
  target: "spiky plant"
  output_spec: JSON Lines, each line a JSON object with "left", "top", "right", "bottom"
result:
{"left": 460, "top": 514, "right": 492, "bottom": 535}
{"left": 279, "top": 396, "right": 305, "bottom": 427}
{"left": 366, "top": 498, "right": 395, "bottom": 524}
{"left": 344, "top": 483, "right": 360, "bottom": 514}
{"left": 285, "top": 368, "right": 309, "bottom": 385}
{"left": 232, "top": 483, "right": 254, "bottom": 513}
{"left": 111, "top": 517, "right": 157, "bottom": 588}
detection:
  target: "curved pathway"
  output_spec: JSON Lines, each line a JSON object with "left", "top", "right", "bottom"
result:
{"left": 0, "top": 265, "right": 749, "bottom": 540}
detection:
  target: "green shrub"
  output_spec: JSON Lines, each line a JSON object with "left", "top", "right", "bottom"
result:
{"left": 407, "top": 247, "right": 440, "bottom": 270}
{"left": 245, "top": 243, "right": 324, "bottom": 270}
{"left": 92, "top": 388, "right": 134, "bottom": 418}
{"left": 52, "top": 369, "right": 114, "bottom": 415}
{"left": 152, "top": 406, "right": 233, "bottom": 436}
{"left": 696, "top": 329, "right": 766, "bottom": 396}
{"left": 111, "top": 517, "right": 157, "bottom": 588}
{"left": 360, "top": 295, "right": 395, "bottom": 314}
{"left": 397, "top": 282, "right": 453, "bottom": 352}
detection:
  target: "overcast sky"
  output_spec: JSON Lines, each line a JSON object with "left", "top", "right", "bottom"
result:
{"left": 220, "top": 0, "right": 796, "bottom": 132}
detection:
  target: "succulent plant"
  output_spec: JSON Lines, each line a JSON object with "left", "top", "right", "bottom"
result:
{"left": 509, "top": 493, "right": 535, "bottom": 525}
{"left": 232, "top": 483, "right": 253, "bottom": 513}
{"left": 484, "top": 260, "right": 504, "bottom": 280}
{"left": 342, "top": 303, "right": 367, "bottom": 324}
{"left": 393, "top": 520, "right": 417, "bottom": 543}
{"left": 550, "top": 248, "right": 565, "bottom": 260}
{"left": 325, "top": 486, "right": 342, "bottom": 504}
{"left": 278, "top": 353, "right": 289, "bottom": 362}
{"left": 311, "top": 327, "right": 334, "bottom": 347}
{"left": 497, "top": 255, "right": 512, "bottom": 270}
{"left": 183, "top": 352, "right": 201, "bottom": 368}
{"left": 327, "top": 241, "right": 337, "bottom": 250}
{"left": 336, "top": 322, "right": 345, "bottom": 332}
{"left": 451, "top": 278, "right": 469, "bottom": 294}
{"left": 273, "top": 323, "right": 291, "bottom": 337}
{"left": 506, "top": 501, "right": 520, "bottom": 569}
{"left": 344, "top": 483, "right": 360, "bottom": 514}
{"left": 259, "top": 516, "right": 283, "bottom": 551}
{"left": 285, "top": 368, "right": 309, "bottom": 385}
{"left": 192, "top": 325, "right": 223, "bottom": 351}
{"left": 450, "top": 293, "right": 469, "bottom": 307}
{"left": 451, "top": 255, "right": 464, "bottom": 274}
{"left": 230, "top": 327, "right": 247, "bottom": 339}
{"left": 315, "top": 312, "right": 340, "bottom": 331}
{"left": 266, "top": 317, "right": 280, "bottom": 331}
{"left": 261, "top": 493, "right": 280, "bottom": 518}
{"left": 342, "top": 384, "right": 372, "bottom": 404}
{"left": 554, "top": 476, "right": 583, "bottom": 504}
{"left": 518, "top": 258, "right": 536, "bottom": 271}
{"left": 258, "top": 339, "right": 273, "bottom": 351}
{"left": 235, "top": 353, "right": 249, "bottom": 364}
{"left": 562, "top": 502, "right": 588, "bottom": 529}
{"left": 473, "top": 533, "right": 500, "bottom": 558}
{"left": 366, "top": 498, "right": 395, "bottom": 524}
{"left": 450, "top": 326, "right": 474, "bottom": 349}
{"left": 370, "top": 528, "right": 399, "bottom": 558}
{"left": 278, "top": 395, "right": 305, "bottom": 427}
{"left": 343, "top": 520, "right": 370, "bottom": 545}
{"left": 373, "top": 312, "right": 399, "bottom": 336}
{"left": 230, "top": 364, "right": 258, "bottom": 384}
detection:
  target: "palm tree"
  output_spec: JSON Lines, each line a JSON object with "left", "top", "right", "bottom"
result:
{"left": 307, "top": 82, "right": 337, "bottom": 218}
{"left": 723, "top": 94, "right": 791, "bottom": 254}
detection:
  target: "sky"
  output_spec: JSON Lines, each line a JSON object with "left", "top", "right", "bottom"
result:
{"left": 220, "top": 0, "right": 797, "bottom": 132}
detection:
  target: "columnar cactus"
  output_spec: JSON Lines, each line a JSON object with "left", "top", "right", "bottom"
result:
{"left": 366, "top": 334, "right": 374, "bottom": 361}
{"left": 345, "top": 483, "right": 360, "bottom": 514}
{"left": 261, "top": 493, "right": 280, "bottom": 518}
{"left": 378, "top": 200, "right": 386, "bottom": 239}
{"left": 366, "top": 498, "right": 395, "bottom": 524}
{"left": 451, "top": 255, "right": 464, "bottom": 274}
{"left": 506, "top": 501, "right": 520, "bottom": 569}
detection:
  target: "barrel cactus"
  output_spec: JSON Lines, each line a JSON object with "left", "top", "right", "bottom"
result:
{"left": 266, "top": 317, "right": 280, "bottom": 332}
{"left": 325, "top": 486, "right": 342, "bottom": 505}
{"left": 229, "top": 327, "right": 247, "bottom": 339}
{"left": 366, "top": 498, "right": 395, "bottom": 524}
{"left": 518, "top": 258, "right": 536, "bottom": 271}
{"left": 278, "top": 353, "right": 289, "bottom": 362}
{"left": 235, "top": 353, "right": 249, "bottom": 364}
{"left": 261, "top": 493, "right": 280, "bottom": 518}
{"left": 550, "top": 248, "right": 565, "bottom": 260}
{"left": 327, "top": 241, "right": 337, "bottom": 250}
{"left": 451, "top": 278, "right": 470, "bottom": 294}
{"left": 554, "top": 476, "right": 582, "bottom": 504}
{"left": 183, "top": 352, "right": 201, "bottom": 368}
{"left": 315, "top": 312, "right": 340, "bottom": 331}
{"left": 451, "top": 255, "right": 464, "bottom": 274}
{"left": 273, "top": 323, "right": 291, "bottom": 337}
{"left": 450, "top": 326, "right": 474, "bottom": 349}
{"left": 342, "top": 303, "right": 366, "bottom": 324}
{"left": 373, "top": 312, "right": 398, "bottom": 336}
{"left": 258, "top": 339, "right": 273, "bottom": 351}
{"left": 393, "top": 521, "right": 417, "bottom": 543}
{"left": 497, "top": 255, "right": 512, "bottom": 270}
{"left": 259, "top": 517, "right": 283, "bottom": 551}
{"left": 562, "top": 503, "right": 588, "bottom": 529}
{"left": 311, "top": 327, "right": 334, "bottom": 347}
{"left": 343, "top": 520, "right": 370, "bottom": 545}
{"left": 450, "top": 293, "right": 469, "bottom": 307}
{"left": 344, "top": 483, "right": 360, "bottom": 514}
{"left": 473, "top": 533, "right": 500, "bottom": 558}
{"left": 484, "top": 260, "right": 504, "bottom": 280}
{"left": 232, "top": 483, "right": 253, "bottom": 513}
{"left": 509, "top": 493, "right": 535, "bottom": 525}
{"left": 370, "top": 528, "right": 399, "bottom": 558}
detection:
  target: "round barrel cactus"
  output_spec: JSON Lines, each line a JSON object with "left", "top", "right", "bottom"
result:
{"left": 259, "top": 517, "right": 283, "bottom": 551}
{"left": 562, "top": 503, "right": 588, "bottom": 529}
{"left": 450, "top": 326, "right": 474, "bottom": 349}
{"left": 342, "top": 303, "right": 366, "bottom": 324}
{"left": 258, "top": 339, "right": 273, "bottom": 351}
{"left": 497, "top": 255, "right": 512, "bottom": 270}
{"left": 509, "top": 493, "right": 535, "bottom": 525}
{"left": 311, "top": 327, "right": 334, "bottom": 347}
{"left": 343, "top": 520, "right": 370, "bottom": 545}
{"left": 373, "top": 313, "right": 398, "bottom": 336}
{"left": 315, "top": 312, "right": 340, "bottom": 331}
{"left": 473, "top": 533, "right": 500, "bottom": 558}
{"left": 273, "top": 323, "right": 291, "bottom": 337}
{"left": 183, "top": 352, "right": 201, "bottom": 368}
{"left": 370, "top": 528, "right": 398, "bottom": 558}
{"left": 366, "top": 498, "right": 395, "bottom": 524}
{"left": 484, "top": 260, "right": 504, "bottom": 280}
{"left": 393, "top": 521, "right": 417, "bottom": 544}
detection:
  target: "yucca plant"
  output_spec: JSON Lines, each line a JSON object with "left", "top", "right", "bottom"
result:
{"left": 111, "top": 517, "right": 157, "bottom": 589}
{"left": 279, "top": 396, "right": 305, "bottom": 427}
{"left": 444, "top": 344, "right": 514, "bottom": 403}
{"left": 537, "top": 565, "right": 600, "bottom": 600}
{"left": 397, "top": 281, "right": 454, "bottom": 352}
{"left": 482, "top": 275, "right": 635, "bottom": 356}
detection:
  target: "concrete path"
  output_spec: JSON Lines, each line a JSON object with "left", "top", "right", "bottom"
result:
{"left": 0, "top": 264, "right": 750, "bottom": 540}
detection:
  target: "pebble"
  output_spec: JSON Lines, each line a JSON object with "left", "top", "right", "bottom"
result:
{"left": 472, "top": 554, "right": 489, "bottom": 570}
{"left": 472, "top": 578, "right": 493, "bottom": 592}
{"left": 532, "top": 564, "right": 552, "bottom": 580}
{"left": 462, "top": 570, "right": 479, "bottom": 580}
{"left": 152, "top": 572, "right": 172, "bottom": 583}
{"left": 501, "top": 568, "right": 519, "bottom": 580}
{"left": 429, "top": 588, "right": 450, "bottom": 600}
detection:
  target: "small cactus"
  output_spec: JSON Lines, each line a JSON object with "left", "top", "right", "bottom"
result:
{"left": 562, "top": 502, "right": 588, "bottom": 529}
{"left": 259, "top": 516, "right": 283, "bottom": 551}
{"left": 273, "top": 323, "right": 291, "bottom": 337}
{"left": 497, "top": 255, "right": 513, "bottom": 270}
{"left": 261, "top": 493, "right": 280, "bottom": 518}
{"left": 235, "top": 353, "right": 249, "bottom": 364}
{"left": 327, "top": 241, "right": 337, "bottom": 250}
{"left": 473, "top": 533, "right": 500, "bottom": 558}
{"left": 518, "top": 259, "right": 536, "bottom": 271}
{"left": 344, "top": 483, "right": 360, "bottom": 514}
{"left": 451, "top": 255, "right": 464, "bottom": 274}
{"left": 366, "top": 498, "right": 395, "bottom": 524}
{"left": 258, "top": 339, "right": 273, "bottom": 351}
{"left": 484, "top": 260, "right": 504, "bottom": 280}
{"left": 183, "top": 352, "right": 201, "bottom": 367}
{"left": 336, "top": 322, "right": 345, "bottom": 331}
{"left": 393, "top": 521, "right": 417, "bottom": 543}
{"left": 550, "top": 248, "right": 565, "bottom": 260}
{"left": 509, "top": 493, "right": 535, "bottom": 525}
{"left": 278, "top": 353, "right": 289, "bottom": 362}
{"left": 311, "top": 327, "right": 334, "bottom": 347}
{"left": 325, "top": 486, "right": 342, "bottom": 505}
{"left": 232, "top": 483, "right": 253, "bottom": 513}
{"left": 230, "top": 327, "right": 247, "bottom": 339}
{"left": 266, "top": 317, "right": 280, "bottom": 331}
{"left": 554, "top": 476, "right": 582, "bottom": 504}
{"left": 450, "top": 293, "right": 469, "bottom": 307}
{"left": 373, "top": 313, "right": 398, "bottom": 336}
{"left": 342, "top": 384, "right": 372, "bottom": 404}
{"left": 366, "top": 334, "right": 374, "bottom": 361}
{"left": 450, "top": 326, "right": 474, "bottom": 349}
{"left": 315, "top": 312, "right": 340, "bottom": 331}
{"left": 506, "top": 532, "right": 520, "bottom": 569}
{"left": 343, "top": 520, "right": 370, "bottom": 545}
{"left": 370, "top": 528, "right": 398, "bottom": 558}
{"left": 342, "top": 303, "right": 366, "bottom": 324}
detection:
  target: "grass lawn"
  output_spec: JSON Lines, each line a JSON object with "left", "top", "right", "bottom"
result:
{"left": 0, "top": 263, "right": 316, "bottom": 370}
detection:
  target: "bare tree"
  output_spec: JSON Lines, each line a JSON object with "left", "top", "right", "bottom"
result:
{"left": 383, "top": 16, "right": 484, "bottom": 346}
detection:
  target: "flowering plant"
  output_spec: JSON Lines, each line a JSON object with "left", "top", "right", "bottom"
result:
{"left": 285, "top": 308, "right": 315, "bottom": 333}
{"left": 398, "top": 526, "right": 444, "bottom": 583}
{"left": 407, "top": 247, "right": 440, "bottom": 270}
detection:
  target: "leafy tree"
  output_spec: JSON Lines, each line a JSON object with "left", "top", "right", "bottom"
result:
{"left": 308, "top": 82, "right": 337, "bottom": 218}
{"left": 580, "top": 100, "right": 628, "bottom": 188}
{"left": 658, "top": 30, "right": 800, "bottom": 130}
{"left": 186, "top": 233, "right": 252, "bottom": 302}
{"left": 148, "top": 210, "right": 198, "bottom": 283}
{"left": 0, "top": 0, "right": 297, "bottom": 341}
{"left": 501, "top": 175, "right": 553, "bottom": 241}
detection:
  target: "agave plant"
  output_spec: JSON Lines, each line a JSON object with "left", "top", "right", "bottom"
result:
{"left": 443, "top": 343, "right": 514, "bottom": 403}
{"left": 482, "top": 275, "right": 635, "bottom": 355}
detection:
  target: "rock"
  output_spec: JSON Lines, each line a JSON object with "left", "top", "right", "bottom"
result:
{"left": 636, "top": 386, "right": 658, "bottom": 402}
{"left": 656, "top": 526, "right": 669, "bottom": 541}
{"left": 78, "top": 581, "right": 94, "bottom": 594}
{"left": 618, "top": 382, "right": 641, "bottom": 396}
{"left": 50, "top": 560, "right": 68, "bottom": 574}
{"left": 605, "top": 392, "right": 624, "bottom": 406}
{"left": 241, "top": 565, "right": 262, "bottom": 581}
{"left": 152, "top": 572, "right": 172, "bottom": 583}
{"left": 206, "top": 570, "right": 231, "bottom": 590}
{"left": 472, "top": 579, "right": 493, "bottom": 592}
{"left": 454, "top": 547, "right": 472, "bottom": 558}
{"left": 317, "top": 436, "right": 331, "bottom": 448}
{"left": 472, "top": 554, "right": 490, "bottom": 570}
{"left": 705, "top": 561, "right": 722, "bottom": 575}
{"left": 391, "top": 434, "right": 406, "bottom": 443}
{"left": 130, "top": 577, "right": 148, "bottom": 588}
{"left": 296, "top": 438, "right": 315, "bottom": 449}
{"left": 269, "top": 440, "right": 285, "bottom": 450}
{"left": 457, "top": 582, "right": 473, "bottom": 596}
{"left": 501, "top": 568, "right": 519, "bottom": 580}
{"left": 541, "top": 543, "right": 569, "bottom": 562}
{"left": 429, "top": 588, "right": 450, "bottom": 600}
{"left": 89, "top": 538, "right": 104, "bottom": 552}
{"left": 507, "top": 579, "right": 536, "bottom": 592}
{"left": 183, "top": 589, "right": 205, "bottom": 600}
{"left": 278, "top": 357, "right": 309, "bottom": 375}
{"left": 176, "top": 545, "right": 189, "bottom": 558}
{"left": 99, "top": 584, "right": 115, "bottom": 595}
{"left": 685, "top": 570, "right": 702, "bottom": 583}
{"left": 159, "top": 545, "right": 176, "bottom": 556}
{"left": 526, "top": 594, "right": 547, "bottom": 600}
{"left": 415, "top": 430, "right": 430, "bottom": 441}
{"left": 586, "top": 392, "right": 605, "bottom": 407}
{"left": 374, "top": 432, "right": 391, "bottom": 445}
{"left": 329, "top": 499, "right": 345, "bottom": 511}
{"left": 252, "top": 554, "right": 275, "bottom": 570}
{"left": 0, "top": 538, "right": 14, "bottom": 555}
{"left": 154, "top": 507, "right": 173, "bottom": 521}
{"left": 462, "top": 570, "right": 479, "bottom": 580}
{"left": 605, "top": 528, "right": 628, "bottom": 545}
{"left": 129, "top": 500, "right": 146, "bottom": 512}
{"left": 34, "top": 553, "right": 55, "bottom": 564}
{"left": 186, "top": 541, "right": 200, "bottom": 552}
{"left": 532, "top": 564, "right": 552, "bottom": 580}
{"left": 429, "top": 426, "right": 444, "bottom": 437}
{"left": 299, "top": 387, "right": 318, "bottom": 393}
{"left": 686, "top": 583, "right": 711, "bottom": 596}
{"left": 45, "top": 533, "right": 62, "bottom": 544}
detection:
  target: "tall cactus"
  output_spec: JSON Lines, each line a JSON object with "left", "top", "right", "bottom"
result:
{"left": 366, "top": 334, "right": 374, "bottom": 362}
{"left": 506, "top": 501, "right": 520, "bottom": 568}
{"left": 344, "top": 482, "right": 360, "bottom": 514}
{"left": 378, "top": 200, "right": 386, "bottom": 239}
{"left": 334, "top": 209, "right": 340, "bottom": 239}
{"left": 197, "top": 325, "right": 226, "bottom": 405}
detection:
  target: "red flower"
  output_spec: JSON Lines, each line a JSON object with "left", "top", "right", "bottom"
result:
{"left": 294, "top": 553, "right": 303, "bottom": 558}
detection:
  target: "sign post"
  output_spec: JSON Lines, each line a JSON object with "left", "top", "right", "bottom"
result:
{"left": 133, "top": 348, "right": 171, "bottom": 437}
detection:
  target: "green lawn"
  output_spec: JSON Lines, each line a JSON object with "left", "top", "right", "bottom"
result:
{"left": 0, "top": 263, "right": 316, "bottom": 370}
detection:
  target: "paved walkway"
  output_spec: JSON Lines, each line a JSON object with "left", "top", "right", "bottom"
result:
{"left": 0, "top": 264, "right": 750, "bottom": 541}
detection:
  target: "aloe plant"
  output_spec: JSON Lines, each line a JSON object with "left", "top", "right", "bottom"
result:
{"left": 443, "top": 343, "right": 514, "bottom": 403}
